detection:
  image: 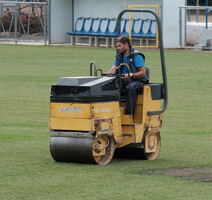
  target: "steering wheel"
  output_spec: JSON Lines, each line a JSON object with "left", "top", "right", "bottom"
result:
{"left": 102, "top": 73, "right": 125, "bottom": 78}
{"left": 102, "top": 73, "right": 120, "bottom": 77}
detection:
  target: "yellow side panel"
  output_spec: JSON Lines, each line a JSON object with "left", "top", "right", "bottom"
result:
{"left": 49, "top": 118, "right": 94, "bottom": 131}
{"left": 91, "top": 102, "right": 120, "bottom": 118}
{"left": 143, "top": 85, "right": 161, "bottom": 124}
{"left": 117, "top": 124, "right": 145, "bottom": 148}
{"left": 50, "top": 103, "right": 91, "bottom": 119}
{"left": 135, "top": 123, "right": 145, "bottom": 143}
{"left": 121, "top": 115, "right": 133, "bottom": 125}
{"left": 112, "top": 117, "right": 123, "bottom": 145}
{"left": 148, "top": 100, "right": 161, "bottom": 111}
{"left": 117, "top": 125, "right": 135, "bottom": 148}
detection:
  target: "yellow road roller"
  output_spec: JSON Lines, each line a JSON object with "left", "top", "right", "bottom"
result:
{"left": 49, "top": 9, "right": 168, "bottom": 165}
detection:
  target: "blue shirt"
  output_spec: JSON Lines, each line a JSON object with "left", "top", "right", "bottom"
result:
{"left": 114, "top": 54, "right": 145, "bottom": 74}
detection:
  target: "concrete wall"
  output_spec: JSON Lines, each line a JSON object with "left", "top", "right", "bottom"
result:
{"left": 49, "top": 0, "right": 73, "bottom": 43}
{"left": 161, "top": 0, "right": 186, "bottom": 48}
{"left": 74, "top": 0, "right": 160, "bottom": 19}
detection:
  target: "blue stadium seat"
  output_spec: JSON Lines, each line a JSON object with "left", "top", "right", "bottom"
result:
{"left": 67, "top": 17, "right": 85, "bottom": 36}
{"left": 131, "top": 19, "right": 143, "bottom": 37}
{"left": 121, "top": 19, "right": 129, "bottom": 35}
{"left": 122, "top": 19, "right": 129, "bottom": 35}
{"left": 149, "top": 19, "right": 157, "bottom": 38}
{"left": 122, "top": 19, "right": 135, "bottom": 36}
{"left": 91, "top": 18, "right": 101, "bottom": 35}
{"left": 83, "top": 18, "right": 93, "bottom": 35}
{"left": 141, "top": 19, "right": 151, "bottom": 38}
{"left": 106, "top": 18, "right": 117, "bottom": 37}
{"left": 121, "top": 18, "right": 127, "bottom": 35}
{"left": 75, "top": 17, "right": 85, "bottom": 34}
{"left": 98, "top": 18, "right": 110, "bottom": 36}
{"left": 106, "top": 18, "right": 128, "bottom": 37}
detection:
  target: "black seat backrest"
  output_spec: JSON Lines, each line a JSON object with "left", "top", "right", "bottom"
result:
{"left": 145, "top": 66, "right": 150, "bottom": 83}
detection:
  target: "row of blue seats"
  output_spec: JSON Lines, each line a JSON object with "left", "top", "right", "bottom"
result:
{"left": 67, "top": 17, "right": 156, "bottom": 38}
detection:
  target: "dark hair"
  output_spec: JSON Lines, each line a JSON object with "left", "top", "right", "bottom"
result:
{"left": 116, "top": 35, "right": 131, "bottom": 47}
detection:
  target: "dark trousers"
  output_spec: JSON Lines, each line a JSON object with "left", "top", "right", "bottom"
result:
{"left": 122, "top": 80, "right": 144, "bottom": 116}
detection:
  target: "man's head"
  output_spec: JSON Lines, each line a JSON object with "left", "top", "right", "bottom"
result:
{"left": 116, "top": 36, "right": 131, "bottom": 55}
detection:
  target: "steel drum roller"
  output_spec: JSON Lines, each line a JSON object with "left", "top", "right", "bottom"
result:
{"left": 50, "top": 137, "right": 95, "bottom": 163}
{"left": 50, "top": 135, "right": 115, "bottom": 165}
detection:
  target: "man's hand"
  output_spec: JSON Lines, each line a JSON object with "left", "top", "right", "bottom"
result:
{"left": 121, "top": 73, "right": 129, "bottom": 81}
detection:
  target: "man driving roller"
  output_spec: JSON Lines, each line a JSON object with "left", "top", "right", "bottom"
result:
{"left": 108, "top": 35, "right": 148, "bottom": 117}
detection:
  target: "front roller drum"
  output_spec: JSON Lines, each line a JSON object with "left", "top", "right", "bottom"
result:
{"left": 50, "top": 135, "right": 115, "bottom": 165}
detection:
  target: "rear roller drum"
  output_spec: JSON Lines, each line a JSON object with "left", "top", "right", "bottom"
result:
{"left": 114, "top": 132, "right": 161, "bottom": 160}
{"left": 143, "top": 131, "right": 161, "bottom": 160}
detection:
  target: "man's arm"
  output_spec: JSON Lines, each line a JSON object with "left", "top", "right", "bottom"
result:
{"left": 122, "top": 66, "right": 146, "bottom": 81}
{"left": 108, "top": 65, "right": 117, "bottom": 74}
{"left": 131, "top": 66, "right": 146, "bottom": 78}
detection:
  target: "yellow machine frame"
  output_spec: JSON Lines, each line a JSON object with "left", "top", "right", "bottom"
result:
{"left": 49, "top": 84, "right": 162, "bottom": 157}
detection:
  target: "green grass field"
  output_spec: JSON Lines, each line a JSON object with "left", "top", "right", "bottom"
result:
{"left": 0, "top": 44, "right": 212, "bottom": 200}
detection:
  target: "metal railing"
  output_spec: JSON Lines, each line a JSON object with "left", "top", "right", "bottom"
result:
{"left": 0, "top": 1, "right": 48, "bottom": 45}
{"left": 179, "top": 6, "right": 212, "bottom": 48}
